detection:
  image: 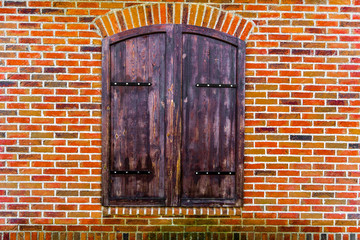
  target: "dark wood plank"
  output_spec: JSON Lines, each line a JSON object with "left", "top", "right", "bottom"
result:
{"left": 236, "top": 39, "right": 246, "bottom": 206}
{"left": 165, "top": 25, "right": 182, "bottom": 206}
{"left": 110, "top": 40, "right": 126, "bottom": 200}
{"left": 101, "top": 37, "right": 111, "bottom": 206}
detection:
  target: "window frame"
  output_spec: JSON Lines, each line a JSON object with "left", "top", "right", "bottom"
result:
{"left": 101, "top": 24, "right": 245, "bottom": 207}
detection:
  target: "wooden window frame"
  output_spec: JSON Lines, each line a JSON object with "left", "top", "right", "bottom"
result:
{"left": 101, "top": 24, "right": 245, "bottom": 207}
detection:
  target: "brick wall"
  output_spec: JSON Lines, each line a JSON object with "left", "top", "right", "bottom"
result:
{"left": 1, "top": 0, "right": 360, "bottom": 239}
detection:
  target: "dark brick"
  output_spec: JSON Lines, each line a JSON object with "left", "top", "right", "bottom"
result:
{"left": 6, "top": 45, "right": 29, "bottom": 51}
{"left": 4, "top": 1, "right": 26, "bottom": 7}
{"left": 269, "top": 49, "right": 290, "bottom": 55}
{"left": 19, "top": 154, "right": 40, "bottom": 160}
{"left": 19, "top": 23, "right": 40, "bottom": 29}
{"left": 53, "top": 2, "right": 75, "bottom": 7}
{"left": 0, "top": 212, "right": 17, "bottom": 217}
{"left": 290, "top": 135, "right": 312, "bottom": 141}
{"left": 80, "top": 17, "right": 95, "bottom": 23}
{"left": 69, "top": 82, "right": 91, "bottom": 88}
{"left": 315, "top": 50, "right": 337, "bottom": 56}
{"left": 80, "top": 104, "right": 101, "bottom": 110}
{"left": 0, "top": 133, "right": 5, "bottom": 138}
{"left": 44, "top": 82, "right": 67, "bottom": 88}
{"left": 255, "top": 127, "right": 277, "bottom": 133}
{"left": 340, "top": 21, "right": 360, "bottom": 27}
{"left": 44, "top": 67, "right": 66, "bottom": 73}
{"left": 339, "top": 93, "right": 359, "bottom": 99}
{"left": 340, "top": 7, "right": 360, "bottom": 12}
{"left": 0, "top": 110, "right": 17, "bottom": 116}
{"left": 312, "top": 192, "right": 334, "bottom": 198}
{"left": 292, "top": 49, "right": 312, "bottom": 55}
{"left": 7, "top": 218, "right": 28, "bottom": 224}
{"left": 18, "top": 8, "right": 40, "bottom": 14}
{"left": 348, "top": 214, "right": 360, "bottom": 219}
{"left": 280, "top": 99, "right": 301, "bottom": 105}
{"left": 0, "top": 81, "right": 16, "bottom": 87}
{"left": 349, "top": 144, "right": 360, "bottom": 149}
{"left": 327, "top": 100, "right": 347, "bottom": 106}
{"left": 55, "top": 133, "right": 78, "bottom": 138}
{"left": 6, "top": 147, "right": 29, "bottom": 153}
{"left": 42, "top": 9, "right": 64, "bottom": 15}
{"left": 80, "top": 46, "right": 101, "bottom": 52}
{"left": 255, "top": 170, "right": 276, "bottom": 176}
{"left": 56, "top": 104, "right": 78, "bottom": 109}
{"left": 19, "top": 225, "right": 42, "bottom": 231}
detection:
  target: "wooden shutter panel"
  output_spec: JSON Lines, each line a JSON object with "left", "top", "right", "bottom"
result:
{"left": 102, "top": 25, "right": 245, "bottom": 207}
{"left": 180, "top": 27, "right": 245, "bottom": 206}
{"left": 102, "top": 26, "right": 176, "bottom": 206}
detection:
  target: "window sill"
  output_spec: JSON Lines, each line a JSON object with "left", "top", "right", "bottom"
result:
{"left": 102, "top": 206, "right": 242, "bottom": 217}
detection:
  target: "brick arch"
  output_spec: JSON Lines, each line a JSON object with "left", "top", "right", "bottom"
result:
{"left": 93, "top": 3, "right": 254, "bottom": 41}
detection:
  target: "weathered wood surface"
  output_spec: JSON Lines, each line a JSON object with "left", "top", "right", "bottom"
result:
{"left": 102, "top": 24, "right": 245, "bottom": 206}
{"left": 181, "top": 33, "right": 237, "bottom": 204}
{"left": 165, "top": 25, "right": 182, "bottom": 206}
{"left": 101, "top": 37, "right": 111, "bottom": 206}
{"left": 109, "top": 33, "right": 166, "bottom": 203}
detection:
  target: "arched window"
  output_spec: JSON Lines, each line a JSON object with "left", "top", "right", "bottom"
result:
{"left": 101, "top": 24, "right": 245, "bottom": 207}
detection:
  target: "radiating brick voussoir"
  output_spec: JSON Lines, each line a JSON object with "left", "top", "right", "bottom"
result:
{"left": 93, "top": 3, "right": 254, "bottom": 40}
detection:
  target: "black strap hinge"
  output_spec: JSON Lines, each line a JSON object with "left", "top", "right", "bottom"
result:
{"left": 111, "top": 170, "right": 151, "bottom": 175}
{"left": 196, "top": 83, "right": 236, "bottom": 88}
{"left": 111, "top": 82, "right": 152, "bottom": 87}
{"left": 195, "top": 171, "right": 235, "bottom": 175}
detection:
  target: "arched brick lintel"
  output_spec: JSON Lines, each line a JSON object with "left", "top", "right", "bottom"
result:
{"left": 93, "top": 3, "right": 255, "bottom": 41}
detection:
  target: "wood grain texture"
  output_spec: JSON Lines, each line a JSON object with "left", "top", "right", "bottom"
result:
{"left": 102, "top": 24, "right": 245, "bottom": 207}
{"left": 101, "top": 37, "right": 111, "bottom": 206}
{"left": 109, "top": 32, "right": 166, "bottom": 205}
{"left": 181, "top": 33, "right": 237, "bottom": 204}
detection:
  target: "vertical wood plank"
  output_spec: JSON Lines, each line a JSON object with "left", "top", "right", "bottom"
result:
{"left": 101, "top": 37, "right": 111, "bottom": 206}
{"left": 165, "top": 25, "right": 182, "bottom": 206}
{"left": 236, "top": 39, "right": 246, "bottom": 206}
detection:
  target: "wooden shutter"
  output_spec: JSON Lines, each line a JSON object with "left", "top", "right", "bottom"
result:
{"left": 102, "top": 25, "right": 245, "bottom": 207}
{"left": 180, "top": 26, "right": 245, "bottom": 206}
{"left": 102, "top": 25, "right": 178, "bottom": 206}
